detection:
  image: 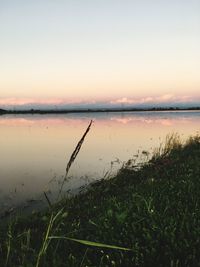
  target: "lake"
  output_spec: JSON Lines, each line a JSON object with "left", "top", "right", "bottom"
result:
{"left": 0, "top": 110, "right": 199, "bottom": 215}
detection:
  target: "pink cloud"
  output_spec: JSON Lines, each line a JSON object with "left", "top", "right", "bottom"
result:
{"left": 111, "top": 94, "right": 195, "bottom": 105}
{"left": 0, "top": 94, "right": 198, "bottom": 108}
{"left": 112, "top": 97, "right": 137, "bottom": 104}
{"left": 0, "top": 97, "right": 83, "bottom": 106}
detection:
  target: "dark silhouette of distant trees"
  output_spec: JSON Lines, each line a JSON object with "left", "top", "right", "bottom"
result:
{"left": 0, "top": 106, "right": 199, "bottom": 115}
{"left": 0, "top": 108, "right": 6, "bottom": 114}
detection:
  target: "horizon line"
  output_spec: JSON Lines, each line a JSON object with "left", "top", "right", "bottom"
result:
{"left": 1, "top": 106, "right": 200, "bottom": 115}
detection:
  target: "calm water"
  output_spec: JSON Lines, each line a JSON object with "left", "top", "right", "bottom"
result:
{"left": 0, "top": 111, "right": 199, "bottom": 213}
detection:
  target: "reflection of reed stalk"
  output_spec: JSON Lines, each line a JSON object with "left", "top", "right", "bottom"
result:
{"left": 58, "top": 120, "right": 93, "bottom": 199}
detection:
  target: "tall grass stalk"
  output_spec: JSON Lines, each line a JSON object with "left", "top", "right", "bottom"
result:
{"left": 152, "top": 132, "right": 182, "bottom": 160}
{"left": 58, "top": 120, "right": 93, "bottom": 199}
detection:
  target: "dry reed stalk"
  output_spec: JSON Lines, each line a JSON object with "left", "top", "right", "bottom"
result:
{"left": 58, "top": 120, "right": 93, "bottom": 199}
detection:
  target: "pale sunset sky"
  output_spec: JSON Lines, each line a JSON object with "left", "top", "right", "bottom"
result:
{"left": 0, "top": 0, "right": 199, "bottom": 107}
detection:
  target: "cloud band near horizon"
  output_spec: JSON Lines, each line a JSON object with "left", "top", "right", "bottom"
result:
{"left": 0, "top": 94, "right": 199, "bottom": 108}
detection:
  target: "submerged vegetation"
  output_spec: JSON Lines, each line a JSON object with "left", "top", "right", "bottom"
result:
{"left": 0, "top": 134, "right": 200, "bottom": 266}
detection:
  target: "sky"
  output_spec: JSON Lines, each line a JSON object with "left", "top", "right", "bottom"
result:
{"left": 0, "top": 0, "right": 200, "bottom": 108}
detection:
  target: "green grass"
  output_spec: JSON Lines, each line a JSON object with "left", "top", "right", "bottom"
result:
{"left": 0, "top": 134, "right": 200, "bottom": 267}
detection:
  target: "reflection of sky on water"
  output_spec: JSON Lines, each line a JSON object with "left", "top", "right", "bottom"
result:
{"left": 0, "top": 111, "right": 199, "bottom": 211}
{"left": 0, "top": 110, "right": 200, "bottom": 126}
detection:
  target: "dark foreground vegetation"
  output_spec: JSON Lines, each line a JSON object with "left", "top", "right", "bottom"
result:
{"left": 0, "top": 135, "right": 200, "bottom": 267}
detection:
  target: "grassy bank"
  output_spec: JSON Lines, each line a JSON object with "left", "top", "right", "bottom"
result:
{"left": 0, "top": 135, "right": 200, "bottom": 267}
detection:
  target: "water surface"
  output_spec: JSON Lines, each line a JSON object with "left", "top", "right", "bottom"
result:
{"left": 0, "top": 111, "right": 199, "bottom": 214}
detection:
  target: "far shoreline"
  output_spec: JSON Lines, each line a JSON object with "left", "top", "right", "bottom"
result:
{"left": 0, "top": 106, "right": 200, "bottom": 115}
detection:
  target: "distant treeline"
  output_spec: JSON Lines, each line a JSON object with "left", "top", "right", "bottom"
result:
{"left": 0, "top": 106, "right": 200, "bottom": 115}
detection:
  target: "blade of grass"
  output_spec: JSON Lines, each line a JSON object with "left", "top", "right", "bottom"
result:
{"left": 48, "top": 236, "right": 132, "bottom": 251}
{"left": 36, "top": 208, "right": 64, "bottom": 267}
{"left": 5, "top": 223, "right": 12, "bottom": 267}
{"left": 43, "top": 191, "right": 52, "bottom": 209}
{"left": 80, "top": 248, "right": 89, "bottom": 267}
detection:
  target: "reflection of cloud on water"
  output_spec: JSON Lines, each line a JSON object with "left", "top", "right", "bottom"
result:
{"left": 0, "top": 117, "right": 85, "bottom": 127}
{"left": 110, "top": 116, "right": 195, "bottom": 126}
{"left": 143, "top": 119, "right": 154, "bottom": 124}
{"left": 160, "top": 120, "right": 173, "bottom": 126}
{"left": 110, "top": 118, "right": 133, "bottom": 124}
{"left": 0, "top": 111, "right": 199, "bottom": 127}
{"left": 0, "top": 118, "right": 35, "bottom": 126}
